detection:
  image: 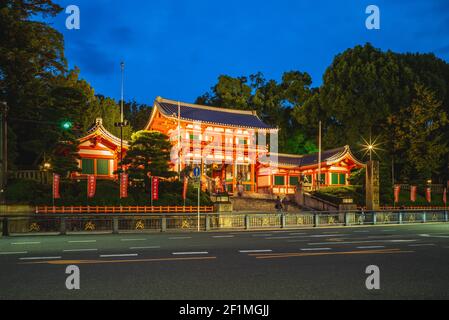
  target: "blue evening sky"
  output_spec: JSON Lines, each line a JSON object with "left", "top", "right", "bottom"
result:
{"left": 48, "top": 0, "right": 449, "bottom": 105}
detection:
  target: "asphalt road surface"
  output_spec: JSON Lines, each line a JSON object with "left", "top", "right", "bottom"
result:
{"left": 1, "top": 223, "right": 449, "bottom": 299}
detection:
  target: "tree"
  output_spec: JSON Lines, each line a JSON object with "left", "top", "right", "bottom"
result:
{"left": 0, "top": 0, "right": 66, "bottom": 168}
{"left": 121, "top": 131, "right": 175, "bottom": 189}
{"left": 394, "top": 84, "right": 448, "bottom": 181}
{"left": 123, "top": 100, "right": 153, "bottom": 131}
{"left": 295, "top": 43, "right": 449, "bottom": 185}
{"left": 196, "top": 71, "right": 316, "bottom": 154}
{"left": 196, "top": 75, "right": 253, "bottom": 110}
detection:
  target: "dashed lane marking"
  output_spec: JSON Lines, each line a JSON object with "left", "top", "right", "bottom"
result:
{"left": 172, "top": 251, "right": 209, "bottom": 255}
{"left": 11, "top": 242, "right": 40, "bottom": 245}
{"left": 63, "top": 249, "right": 98, "bottom": 252}
{"left": 99, "top": 253, "right": 138, "bottom": 258}
{"left": 19, "top": 256, "right": 61, "bottom": 261}
{"left": 408, "top": 243, "right": 436, "bottom": 247}
{"left": 168, "top": 237, "right": 192, "bottom": 240}
{"left": 0, "top": 251, "right": 27, "bottom": 255}
{"left": 20, "top": 256, "right": 217, "bottom": 265}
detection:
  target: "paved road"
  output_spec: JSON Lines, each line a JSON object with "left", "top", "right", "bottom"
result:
{"left": 0, "top": 223, "right": 449, "bottom": 299}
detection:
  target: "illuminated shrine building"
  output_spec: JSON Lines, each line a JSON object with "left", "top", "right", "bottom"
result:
{"left": 75, "top": 97, "right": 365, "bottom": 195}
{"left": 72, "top": 118, "right": 128, "bottom": 180}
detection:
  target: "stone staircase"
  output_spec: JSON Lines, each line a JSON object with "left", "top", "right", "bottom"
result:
{"left": 230, "top": 193, "right": 302, "bottom": 212}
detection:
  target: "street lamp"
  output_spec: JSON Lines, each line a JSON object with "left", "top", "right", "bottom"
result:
{"left": 360, "top": 136, "right": 382, "bottom": 162}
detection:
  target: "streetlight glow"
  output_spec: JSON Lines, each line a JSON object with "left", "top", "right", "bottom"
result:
{"left": 360, "top": 136, "right": 383, "bottom": 161}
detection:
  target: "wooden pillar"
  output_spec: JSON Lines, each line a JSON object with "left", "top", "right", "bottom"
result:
{"left": 232, "top": 162, "right": 237, "bottom": 194}
{"left": 250, "top": 163, "right": 255, "bottom": 192}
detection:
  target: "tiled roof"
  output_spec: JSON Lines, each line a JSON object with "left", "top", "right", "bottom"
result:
{"left": 155, "top": 97, "right": 274, "bottom": 129}
{"left": 265, "top": 146, "right": 364, "bottom": 167}
{"left": 298, "top": 146, "right": 347, "bottom": 167}
{"left": 82, "top": 118, "right": 129, "bottom": 147}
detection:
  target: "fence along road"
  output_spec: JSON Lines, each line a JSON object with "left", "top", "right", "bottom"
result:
{"left": 1, "top": 209, "right": 448, "bottom": 236}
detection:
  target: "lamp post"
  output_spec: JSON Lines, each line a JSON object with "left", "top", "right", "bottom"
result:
{"left": 120, "top": 61, "right": 125, "bottom": 173}
{"left": 115, "top": 62, "right": 129, "bottom": 199}
{"left": 317, "top": 121, "right": 321, "bottom": 190}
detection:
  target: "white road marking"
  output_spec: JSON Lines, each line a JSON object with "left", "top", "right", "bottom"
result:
{"left": 289, "top": 232, "right": 308, "bottom": 235}
{"left": 408, "top": 243, "right": 436, "bottom": 247}
{"left": 308, "top": 239, "right": 418, "bottom": 245}
{"left": 120, "top": 238, "right": 146, "bottom": 241}
{"left": 212, "top": 235, "right": 234, "bottom": 238}
{"left": 100, "top": 253, "right": 138, "bottom": 258}
{"left": 274, "top": 234, "right": 347, "bottom": 240}
{"left": 311, "top": 234, "right": 348, "bottom": 238}
{"left": 172, "top": 251, "right": 209, "bottom": 255}
{"left": 0, "top": 251, "right": 27, "bottom": 255}
{"left": 168, "top": 237, "right": 192, "bottom": 240}
{"left": 266, "top": 235, "right": 315, "bottom": 240}
{"left": 239, "top": 249, "right": 273, "bottom": 253}
{"left": 353, "top": 230, "right": 370, "bottom": 233}
{"left": 356, "top": 246, "right": 385, "bottom": 249}
{"left": 419, "top": 234, "right": 449, "bottom": 239}
{"left": 11, "top": 242, "right": 40, "bottom": 245}
{"left": 68, "top": 240, "right": 97, "bottom": 243}
{"left": 300, "top": 248, "right": 332, "bottom": 251}
{"left": 129, "top": 246, "right": 160, "bottom": 250}
{"left": 63, "top": 248, "right": 98, "bottom": 252}
{"left": 252, "top": 234, "right": 273, "bottom": 237}
{"left": 19, "top": 256, "right": 61, "bottom": 261}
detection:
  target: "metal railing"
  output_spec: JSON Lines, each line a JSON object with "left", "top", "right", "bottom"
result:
{"left": 1, "top": 209, "right": 448, "bottom": 236}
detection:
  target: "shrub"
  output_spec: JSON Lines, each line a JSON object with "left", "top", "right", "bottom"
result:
{"left": 5, "top": 179, "right": 212, "bottom": 206}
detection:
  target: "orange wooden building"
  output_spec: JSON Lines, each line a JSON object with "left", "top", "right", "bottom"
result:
{"left": 74, "top": 98, "right": 365, "bottom": 195}
{"left": 72, "top": 118, "right": 128, "bottom": 180}
{"left": 257, "top": 146, "right": 366, "bottom": 194}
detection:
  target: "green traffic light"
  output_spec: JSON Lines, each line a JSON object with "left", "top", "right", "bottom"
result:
{"left": 61, "top": 121, "right": 72, "bottom": 130}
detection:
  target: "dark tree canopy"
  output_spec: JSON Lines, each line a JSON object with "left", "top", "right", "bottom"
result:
{"left": 121, "top": 131, "right": 176, "bottom": 189}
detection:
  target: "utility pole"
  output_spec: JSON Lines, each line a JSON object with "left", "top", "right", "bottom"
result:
{"left": 115, "top": 62, "right": 129, "bottom": 200}
{"left": 178, "top": 101, "right": 181, "bottom": 179}
{"left": 0, "top": 102, "right": 8, "bottom": 205}
{"left": 317, "top": 121, "right": 321, "bottom": 190}
{"left": 120, "top": 61, "right": 125, "bottom": 172}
